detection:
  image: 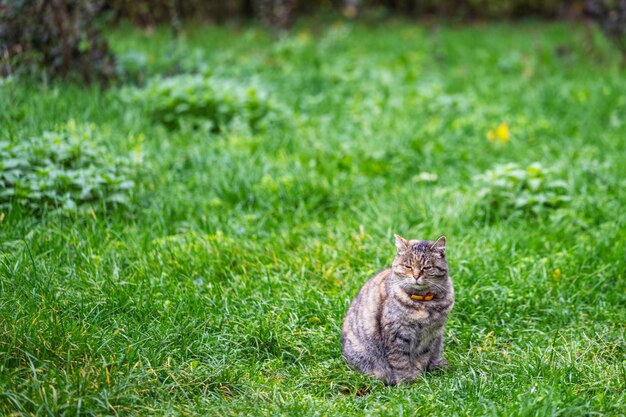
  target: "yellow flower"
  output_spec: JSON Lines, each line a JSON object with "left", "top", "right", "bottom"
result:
{"left": 552, "top": 268, "right": 562, "bottom": 280}
{"left": 487, "top": 122, "right": 510, "bottom": 143}
{"left": 297, "top": 30, "right": 311, "bottom": 42}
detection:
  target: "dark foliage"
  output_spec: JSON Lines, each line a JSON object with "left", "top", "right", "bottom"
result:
{"left": 252, "top": 0, "right": 297, "bottom": 29}
{"left": 362, "top": 0, "right": 575, "bottom": 18}
{"left": 104, "top": 0, "right": 254, "bottom": 26}
{"left": 105, "top": 0, "right": 298, "bottom": 28}
{"left": 585, "top": 0, "right": 626, "bottom": 57}
{"left": 106, "top": 0, "right": 581, "bottom": 26}
{"left": 0, "top": 0, "right": 116, "bottom": 84}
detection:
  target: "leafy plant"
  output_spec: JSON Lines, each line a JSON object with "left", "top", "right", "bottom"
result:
{"left": 473, "top": 162, "right": 571, "bottom": 219}
{"left": 124, "top": 74, "right": 276, "bottom": 132}
{"left": 116, "top": 51, "right": 149, "bottom": 84}
{"left": 0, "top": 122, "right": 134, "bottom": 213}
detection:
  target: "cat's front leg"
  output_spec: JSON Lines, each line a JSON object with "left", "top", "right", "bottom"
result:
{"left": 426, "top": 334, "right": 449, "bottom": 372}
{"left": 386, "top": 350, "right": 423, "bottom": 384}
{"left": 384, "top": 329, "right": 425, "bottom": 384}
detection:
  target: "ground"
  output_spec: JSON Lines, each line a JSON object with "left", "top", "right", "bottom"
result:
{"left": 1, "top": 18, "right": 625, "bottom": 416}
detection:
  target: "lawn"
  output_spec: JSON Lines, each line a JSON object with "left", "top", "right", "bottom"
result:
{"left": 1, "top": 18, "right": 625, "bottom": 416}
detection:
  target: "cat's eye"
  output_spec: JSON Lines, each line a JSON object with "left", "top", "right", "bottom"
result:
{"left": 423, "top": 266, "right": 433, "bottom": 270}
{"left": 403, "top": 264, "right": 413, "bottom": 269}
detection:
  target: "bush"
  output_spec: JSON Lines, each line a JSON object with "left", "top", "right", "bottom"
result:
{"left": 252, "top": 0, "right": 297, "bottom": 29}
{"left": 124, "top": 74, "right": 276, "bottom": 132}
{"left": 363, "top": 0, "right": 572, "bottom": 18}
{"left": 104, "top": 0, "right": 579, "bottom": 24}
{"left": 106, "top": 0, "right": 250, "bottom": 25}
{"left": 0, "top": 0, "right": 115, "bottom": 84}
{"left": 0, "top": 122, "right": 135, "bottom": 213}
{"left": 585, "top": 0, "right": 626, "bottom": 58}
{"left": 473, "top": 162, "right": 571, "bottom": 220}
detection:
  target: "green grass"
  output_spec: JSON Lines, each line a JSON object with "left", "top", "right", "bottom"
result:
{"left": 1, "top": 18, "right": 625, "bottom": 416}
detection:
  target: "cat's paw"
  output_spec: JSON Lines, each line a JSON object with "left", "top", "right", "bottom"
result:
{"left": 427, "top": 358, "right": 449, "bottom": 372}
{"left": 386, "top": 369, "right": 422, "bottom": 385}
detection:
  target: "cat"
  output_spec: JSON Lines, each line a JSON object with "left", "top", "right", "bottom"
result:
{"left": 342, "top": 235, "right": 454, "bottom": 385}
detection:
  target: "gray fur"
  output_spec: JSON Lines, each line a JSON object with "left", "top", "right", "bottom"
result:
{"left": 342, "top": 235, "right": 454, "bottom": 385}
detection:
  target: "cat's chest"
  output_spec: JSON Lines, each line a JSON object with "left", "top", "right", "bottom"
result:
{"left": 404, "top": 306, "right": 431, "bottom": 323}
{"left": 405, "top": 314, "right": 444, "bottom": 349}
{"left": 400, "top": 302, "right": 449, "bottom": 326}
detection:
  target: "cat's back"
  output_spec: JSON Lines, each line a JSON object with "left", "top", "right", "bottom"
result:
{"left": 341, "top": 269, "right": 391, "bottom": 377}
{"left": 342, "top": 269, "right": 390, "bottom": 342}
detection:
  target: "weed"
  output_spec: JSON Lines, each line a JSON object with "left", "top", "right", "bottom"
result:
{"left": 0, "top": 121, "right": 134, "bottom": 213}
{"left": 473, "top": 162, "right": 571, "bottom": 219}
{"left": 123, "top": 74, "right": 277, "bottom": 132}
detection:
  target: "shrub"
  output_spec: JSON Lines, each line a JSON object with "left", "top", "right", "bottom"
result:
{"left": 473, "top": 162, "right": 571, "bottom": 219}
{"left": 0, "top": 0, "right": 115, "bottom": 84}
{"left": 252, "top": 0, "right": 297, "bottom": 29}
{"left": 106, "top": 0, "right": 299, "bottom": 27}
{"left": 104, "top": 0, "right": 577, "bottom": 23}
{"left": 124, "top": 74, "right": 276, "bottom": 132}
{"left": 106, "top": 0, "right": 250, "bottom": 26}
{"left": 0, "top": 122, "right": 134, "bottom": 213}
{"left": 585, "top": 0, "right": 626, "bottom": 59}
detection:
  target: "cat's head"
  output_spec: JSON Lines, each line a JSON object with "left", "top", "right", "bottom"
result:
{"left": 391, "top": 234, "right": 448, "bottom": 292}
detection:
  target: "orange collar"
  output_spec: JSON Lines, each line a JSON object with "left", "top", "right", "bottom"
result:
{"left": 410, "top": 294, "right": 435, "bottom": 301}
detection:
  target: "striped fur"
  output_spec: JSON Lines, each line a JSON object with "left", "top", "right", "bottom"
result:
{"left": 342, "top": 235, "right": 454, "bottom": 385}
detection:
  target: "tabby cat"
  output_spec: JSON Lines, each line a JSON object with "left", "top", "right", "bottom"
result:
{"left": 342, "top": 235, "right": 454, "bottom": 385}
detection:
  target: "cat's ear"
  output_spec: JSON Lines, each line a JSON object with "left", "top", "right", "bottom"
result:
{"left": 394, "top": 234, "right": 410, "bottom": 253}
{"left": 430, "top": 236, "right": 446, "bottom": 256}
